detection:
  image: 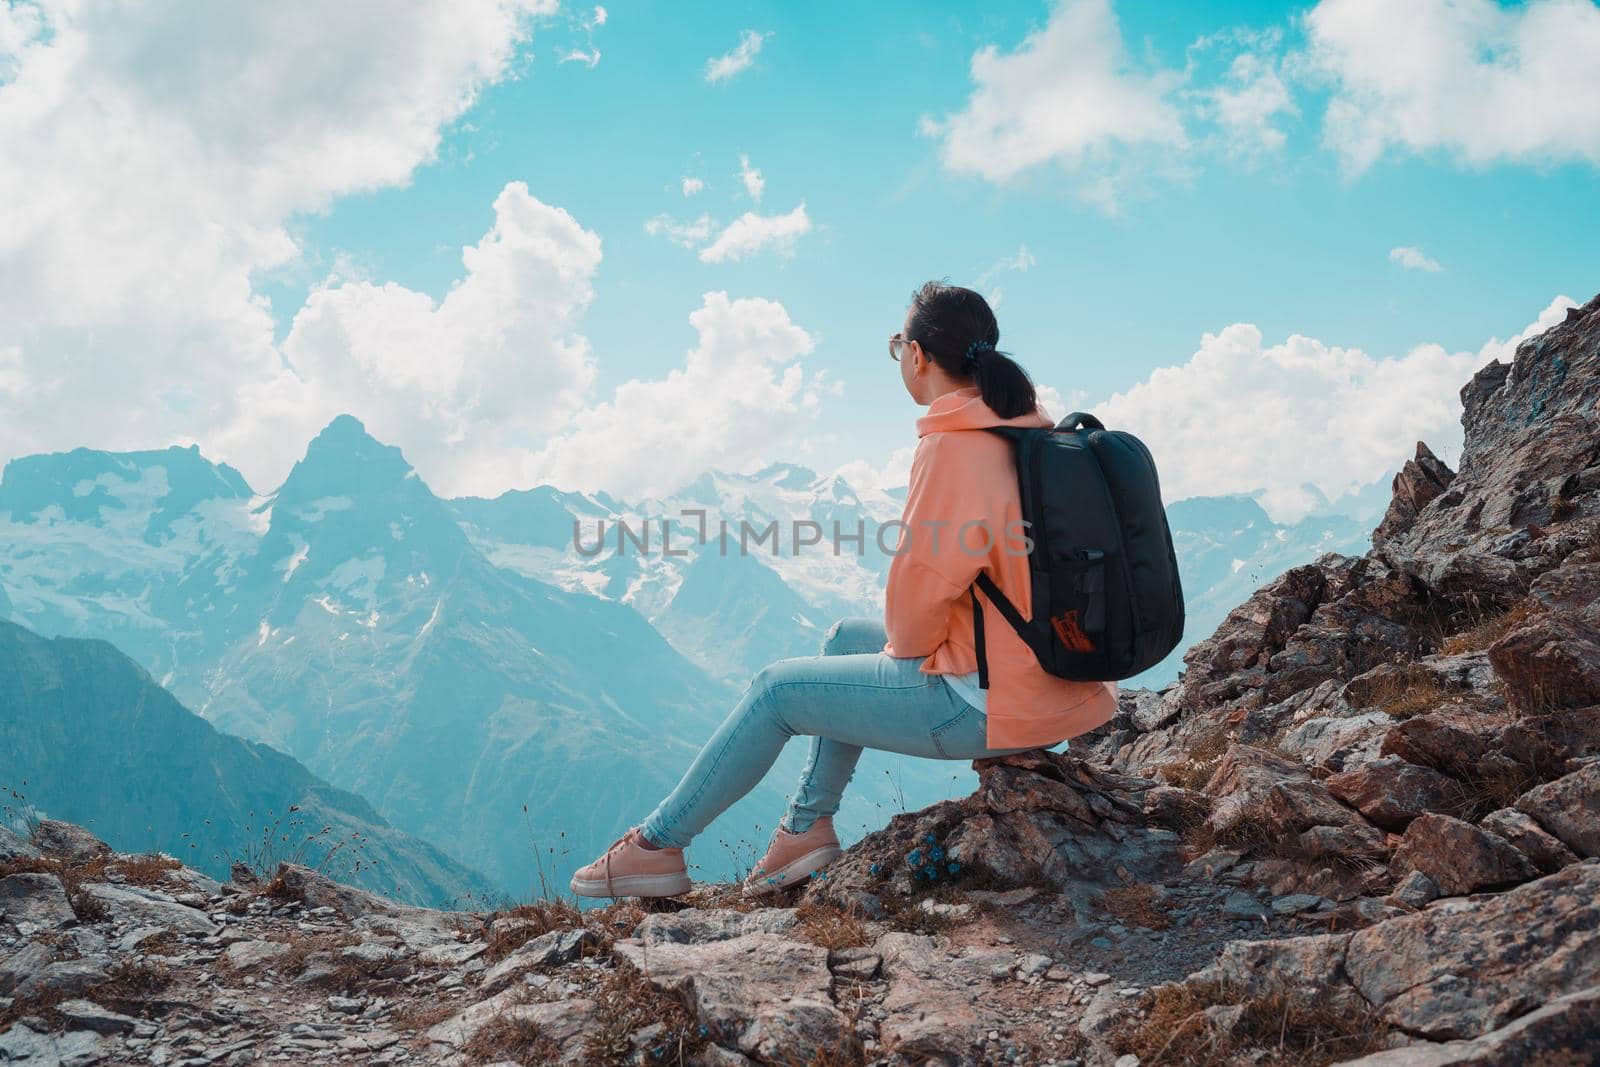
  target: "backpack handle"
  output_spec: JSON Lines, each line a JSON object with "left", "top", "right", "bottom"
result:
{"left": 1056, "top": 411, "right": 1104, "bottom": 432}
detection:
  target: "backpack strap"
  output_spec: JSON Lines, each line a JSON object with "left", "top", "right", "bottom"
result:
{"left": 970, "top": 572, "right": 1034, "bottom": 691}
{"left": 969, "top": 586, "right": 988, "bottom": 691}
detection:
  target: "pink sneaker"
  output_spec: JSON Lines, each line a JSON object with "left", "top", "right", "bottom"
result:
{"left": 745, "top": 817, "right": 843, "bottom": 895}
{"left": 570, "top": 828, "right": 691, "bottom": 898}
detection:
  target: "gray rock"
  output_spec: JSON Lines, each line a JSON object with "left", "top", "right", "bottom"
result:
{"left": 29, "top": 821, "right": 111, "bottom": 865}
{"left": 426, "top": 988, "right": 596, "bottom": 1060}
{"left": 1392, "top": 870, "right": 1440, "bottom": 908}
{"left": 0, "top": 942, "right": 52, "bottom": 996}
{"left": 0, "top": 873, "right": 76, "bottom": 932}
{"left": 0, "top": 1022, "right": 107, "bottom": 1066}
{"left": 479, "top": 928, "right": 598, "bottom": 994}
{"left": 1515, "top": 764, "right": 1600, "bottom": 859}
{"left": 632, "top": 907, "right": 798, "bottom": 946}
{"left": 1221, "top": 890, "right": 1269, "bottom": 919}
{"left": 616, "top": 932, "right": 846, "bottom": 1063}
{"left": 10, "top": 955, "right": 113, "bottom": 1000}
{"left": 0, "top": 826, "right": 40, "bottom": 863}
{"left": 1271, "top": 893, "right": 1326, "bottom": 916}
{"left": 1335, "top": 984, "right": 1600, "bottom": 1065}
{"left": 223, "top": 940, "right": 292, "bottom": 969}
{"left": 1017, "top": 952, "right": 1053, "bottom": 978}
{"left": 79, "top": 883, "right": 218, "bottom": 936}
{"left": 54, "top": 997, "right": 138, "bottom": 1034}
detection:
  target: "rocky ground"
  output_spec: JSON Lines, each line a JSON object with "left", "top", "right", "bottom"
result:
{"left": 3, "top": 294, "right": 1600, "bottom": 1066}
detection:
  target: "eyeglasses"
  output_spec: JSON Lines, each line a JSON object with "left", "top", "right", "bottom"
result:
{"left": 889, "top": 333, "right": 915, "bottom": 362}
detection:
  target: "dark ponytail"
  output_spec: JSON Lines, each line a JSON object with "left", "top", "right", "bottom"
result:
{"left": 905, "top": 280, "right": 1038, "bottom": 419}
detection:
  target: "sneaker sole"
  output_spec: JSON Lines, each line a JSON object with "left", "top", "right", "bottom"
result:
{"left": 569, "top": 871, "right": 692, "bottom": 899}
{"left": 744, "top": 845, "right": 843, "bottom": 896}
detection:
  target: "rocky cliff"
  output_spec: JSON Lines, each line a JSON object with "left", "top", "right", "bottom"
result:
{"left": 2, "top": 295, "right": 1599, "bottom": 1065}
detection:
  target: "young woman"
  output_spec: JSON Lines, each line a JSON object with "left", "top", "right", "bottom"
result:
{"left": 571, "top": 282, "right": 1118, "bottom": 898}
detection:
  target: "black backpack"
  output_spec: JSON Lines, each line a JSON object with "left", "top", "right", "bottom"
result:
{"left": 971, "top": 412, "right": 1184, "bottom": 686}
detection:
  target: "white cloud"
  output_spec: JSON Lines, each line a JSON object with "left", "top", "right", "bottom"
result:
{"left": 645, "top": 212, "right": 715, "bottom": 248}
{"left": 681, "top": 176, "right": 705, "bottom": 196}
{"left": 698, "top": 204, "right": 813, "bottom": 263}
{"left": 1306, "top": 0, "right": 1600, "bottom": 172}
{"left": 834, "top": 446, "right": 916, "bottom": 495}
{"left": 976, "top": 244, "right": 1037, "bottom": 308}
{"left": 1389, "top": 246, "right": 1443, "bottom": 272}
{"left": 560, "top": 47, "right": 600, "bottom": 67}
{"left": 0, "top": 0, "right": 557, "bottom": 493}
{"left": 531, "top": 292, "right": 822, "bottom": 498}
{"left": 922, "top": 0, "right": 1184, "bottom": 191}
{"left": 738, "top": 153, "right": 765, "bottom": 202}
{"left": 1195, "top": 46, "right": 1297, "bottom": 157}
{"left": 591, "top": 5, "right": 607, "bottom": 27}
{"left": 1090, "top": 296, "right": 1575, "bottom": 522}
{"left": 252, "top": 182, "right": 602, "bottom": 498}
{"left": 705, "top": 29, "right": 770, "bottom": 85}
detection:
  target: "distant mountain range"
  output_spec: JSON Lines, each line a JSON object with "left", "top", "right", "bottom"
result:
{"left": 0, "top": 417, "right": 1390, "bottom": 897}
{"left": 0, "top": 618, "right": 494, "bottom": 908}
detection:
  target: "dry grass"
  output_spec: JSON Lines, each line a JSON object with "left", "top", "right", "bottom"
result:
{"left": 1095, "top": 883, "right": 1172, "bottom": 931}
{"left": 111, "top": 852, "right": 183, "bottom": 887}
{"left": 1353, "top": 665, "right": 1450, "bottom": 720}
{"left": 1439, "top": 598, "right": 1534, "bottom": 656}
{"left": 781, "top": 1036, "right": 870, "bottom": 1067}
{"left": 276, "top": 929, "right": 361, "bottom": 975}
{"left": 581, "top": 961, "right": 710, "bottom": 1066}
{"left": 1154, "top": 722, "right": 1234, "bottom": 790}
{"left": 97, "top": 957, "right": 174, "bottom": 999}
{"left": 481, "top": 899, "right": 583, "bottom": 962}
{"left": 390, "top": 998, "right": 460, "bottom": 1033}
{"left": 794, "top": 899, "right": 871, "bottom": 951}
{"left": 462, "top": 1011, "right": 559, "bottom": 1064}
{"left": 1118, "top": 979, "right": 1392, "bottom": 1067}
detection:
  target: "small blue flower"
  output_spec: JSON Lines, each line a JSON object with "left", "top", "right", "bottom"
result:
{"left": 698, "top": 1024, "right": 709, "bottom": 1037}
{"left": 947, "top": 861, "right": 961, "bottom": 874}
{"left": 869, "top": 862, "right": 881, "bottom": 876}
{"left": 924, "top": 833, "right": 937, "bottom": 845}
{"left": 907, "top": 848, "right": 923, "bottom": 866}
{"left": 928, "top": 845, "right": 944, "bottom": 862}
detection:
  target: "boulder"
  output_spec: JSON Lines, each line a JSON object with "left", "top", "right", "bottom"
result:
{"left": 1336, "top": 984, "right": 1600, "bottom": 1066}
{"left": 0, "top": 1022, "right": 106, "bottom": 1067}
{"left": 1327, "top": 756, "right": 1462, "bottom": 831}
{"left": 79, "top": 883, "right": 218, "bottom": 936}
{"left": 29, "top": 820, "right": 111, "bottom": 865}
{"left": 479, "top": 928, "right": 597, "bottom": 994}
{"left": 633, "top": 908, "right": 798, "bottom": 946}
{"left": 1391, "top": 814, "right": 1538, "bottom": 896}
{"left": 0, "top": 825, "right": 39, "bottom": 863}
{"left": 876, "top": 932, "right": 1015, "bottom": 1059}
{"left": 613, "top": 933, "right": 848, "bottom": 1063}
{"left": 223, "top": 939, "right": 293, "bottom": 970}
{"left": 0, "top": 872, "right": 77, "bottom": 932}
{"left": 1514, "top": 763, "right": 1600, "bottom": 857}
{"left": 1478, "top": 808, "right": 1581, "bottom": 874}
{"left": 1345, "top": 862, "right": 1600, "bottom": 1039}
{"left": 426, "top": 987, "right": 596, "bottom": 1063}
{"left": 1488, "top": 611, "right": 1600, "bottom": 712}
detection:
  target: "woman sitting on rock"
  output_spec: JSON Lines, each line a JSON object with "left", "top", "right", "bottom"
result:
{"left": 571, "top": 282, "right": 1118, "bottom": 898}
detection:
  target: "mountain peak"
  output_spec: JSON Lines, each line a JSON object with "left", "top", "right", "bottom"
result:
{"left": 280, "top": 415, "right": 415, "bottom": 499}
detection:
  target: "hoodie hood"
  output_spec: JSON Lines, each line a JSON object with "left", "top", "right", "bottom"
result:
{"left": 915, "top": 386, "right": 1052, "bottom": 437}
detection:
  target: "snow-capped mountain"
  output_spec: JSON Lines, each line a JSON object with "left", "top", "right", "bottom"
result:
{"left": 0, "top": 418, "right": 1391, "bottom": 896}
{"left": 0, "top": 420, "right": 787, "bottom": 895}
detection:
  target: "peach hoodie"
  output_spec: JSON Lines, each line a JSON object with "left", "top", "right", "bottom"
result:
{"left": 883, "top": 386, "right": 1118, "bottom": 748}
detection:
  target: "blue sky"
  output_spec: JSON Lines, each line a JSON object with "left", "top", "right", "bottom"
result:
{"left": 2, "top": 0, "right": 1596, "bottom": 518}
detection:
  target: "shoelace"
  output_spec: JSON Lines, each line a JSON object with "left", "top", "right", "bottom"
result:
{"left": 598, "top": 831, "right": 633, "bottom": 898}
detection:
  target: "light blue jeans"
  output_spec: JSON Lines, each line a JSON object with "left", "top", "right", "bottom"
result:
{"left": 639, "top": 617, "right": 1037, "bottom": 849}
